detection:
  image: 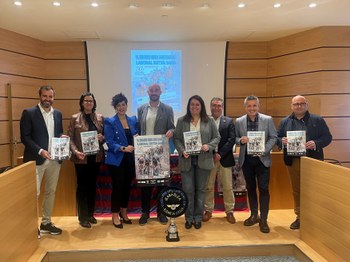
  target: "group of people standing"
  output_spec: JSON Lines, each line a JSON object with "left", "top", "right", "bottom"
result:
{"left": 20, "top": 84, "right": 332, "bottom": 237}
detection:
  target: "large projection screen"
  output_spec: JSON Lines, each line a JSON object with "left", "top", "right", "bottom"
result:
{"left": 86, "top": 41, "right": 226, "bottom": 119}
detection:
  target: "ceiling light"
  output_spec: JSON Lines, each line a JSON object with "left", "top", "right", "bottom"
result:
{"left": 309, "top": 3, "right": 317, "bottom": 8}
{"left": 273, "top": 3, "right": 281, "bottom": 8}
{"left": 14, "top": 1, "right": 22, "bottom": 6}
{"left": 237, "top": 3, "right": 245, "bottom": 8}
{"left": 53, "top": 1, "right": 61, "bottom": 7}
{"left": 128, "top": 3, "right": 138, "bottom": 9}
{"left": 162, "top": 3, "right": 175, "bottom": 9}
{"left": 91, "top": 2, "right": 99, "bottom": 7}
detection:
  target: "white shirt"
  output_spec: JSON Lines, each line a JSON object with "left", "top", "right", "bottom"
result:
{"left": 145, "top": 102, "right": 159, "bottom": 135}
{"left": 190, "top": 118, "right": 201, "bottom": 132}
{"left": 38, "top": 103, "right": 55, "bottom": 154}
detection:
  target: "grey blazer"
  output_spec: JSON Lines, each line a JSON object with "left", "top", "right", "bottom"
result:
{"left": 137, "top": 102, "right": 175, "bottom": 135}
{"left": 174, "top": 116, "right": 220, "bottom": 172}
{"left": 235, "top": 113, "right": 277, "bottom": 168}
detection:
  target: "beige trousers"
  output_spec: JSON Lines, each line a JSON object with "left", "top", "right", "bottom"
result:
{"left": 36, "top": 159, "right": 61, "bottom": 225}
{"left": 204, "top": 161, "right": 235, "bottom": 213}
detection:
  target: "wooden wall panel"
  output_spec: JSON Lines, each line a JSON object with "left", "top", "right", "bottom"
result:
{"left": 11, "top": 99, "right": 38, "bottom": 121}
{"left": 0, "top": 50, "right": 45, "bottom": 78}
{"left": 0, "top": 75, "right": 44, "bottom": 98}
{"left": 44, "top": 42, "right": 85, "bottom": 59}
{"left": 226, "top": 79, "right": 267, "bottom": 98}
{"left": 0, "top": 122, "right": 10, "bottom": 144}
{"left": 266, "top": 95, "right": 350, "bottom": 118}
{"left": 319, "top": 94, "right": 350, "bottom": 117}
{"left": 46, "top": 80, "right": 88, "bottom": 99}
{"left": 45, "top": 60, "right": 86, "bottom": 80}
{"left": 267, "top": 71, "right": 350, "bottom": 97}
{"left": 266, "top": 96, "right": 319, "bottom": 117}
{"left": 301, "top": 157, "right": 350, "bottom": 261}
{"left": 226, "top": 60, "right": 267, "bottom": 78}
{"left": 323, "top": 141, "right": 350, "bottom": 163}
{"left": 0, "top": 28, "right": 44, "bottom": 57}
{"left": 12, "top": 121, "right": 20, "bottom": 144}
{"left": 11, "top": 98, "right": 80, "bottom": 121}
{"left": 227, "top": 42, "right": 267, "bottom": 59}
{"left": 0, "top": 145, "right": 11, "bottom": 167}
{"left": 54, "top": 100, "right": 81, "bottom": 120}
{"left": 0, "top": 97, "right": 8, "bottom": 120}
{"left": 226, "top": 97, "right": 267, "bottom": 118}
{"left": 268, "top": 48, "right": 350, "bottom": 77}
{"left": 268, "top": 26, "right": 350, "bottom": 57}
{"left": 324, "top": 118, "right": 350, "bottom": 140}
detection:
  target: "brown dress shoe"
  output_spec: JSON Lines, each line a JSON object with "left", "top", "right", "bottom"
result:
{"left": 226, "top": 212, "right": 236, "bottom": 224}
{"left": 259, "top": 219, "right": 270, "bottom": 233}
{"left": 243, "top": 214, "right": 260, "bottom": 226}
{"left": 202, "top": 211, "right": 212, "bottom": 222}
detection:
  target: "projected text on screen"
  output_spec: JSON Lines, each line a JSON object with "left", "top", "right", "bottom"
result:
{"left": 131, "top": 50, "right": 182, "bottom": 112}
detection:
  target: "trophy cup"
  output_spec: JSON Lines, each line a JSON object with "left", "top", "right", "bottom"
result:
{"left": 158, "top": 187, "right": 188, "bottom": 242}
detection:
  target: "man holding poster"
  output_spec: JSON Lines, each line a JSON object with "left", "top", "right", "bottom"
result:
{"left": 137, "top": 84, "right": 175, "bottom": 226}
{"left": 277, "top": 95, "right": 332, "bottom": 230}
{"left": 235, "top": 95, "right": 277, "bottom": 234}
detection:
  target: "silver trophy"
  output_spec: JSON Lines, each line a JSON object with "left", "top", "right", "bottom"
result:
{"left": 158, "top": 187, "right": 188, "bottom": 242}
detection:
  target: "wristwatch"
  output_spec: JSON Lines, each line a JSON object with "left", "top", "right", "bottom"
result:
{"left": 121, "top": 146, "right": 126, "bottom": 151}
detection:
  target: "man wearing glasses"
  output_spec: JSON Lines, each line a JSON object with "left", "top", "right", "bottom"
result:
{"left": 277, "top": 95, "right": 332, "bottom": 230}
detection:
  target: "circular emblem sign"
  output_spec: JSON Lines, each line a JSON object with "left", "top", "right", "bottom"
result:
{"left": 158, "top": 187, "right": 188, "bottom": 218}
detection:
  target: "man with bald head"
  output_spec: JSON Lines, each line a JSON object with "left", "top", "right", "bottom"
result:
{"left": 277, "top": 95, "right": 332, "bottom": 230}
{"left": 137, "top": 84, "right": 175, "bottom": 226}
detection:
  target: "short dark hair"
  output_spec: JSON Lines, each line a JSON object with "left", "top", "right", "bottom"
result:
{"left": 210, "top": 97, "right": 224, "bottom": 106}
{"left": 79, "top": 92, "right": 97, "bottom": 112}
{"left": 184, "top": 95, "right": 209, "bottom": 122}
{"left": 244, "top": 95, "right": 259, "bottom": 105}
{"left": 38, "top": 85, "right": 55, "bottom": 96}
{"left": 111, "top": 93, "right": 128, "bottom": 108}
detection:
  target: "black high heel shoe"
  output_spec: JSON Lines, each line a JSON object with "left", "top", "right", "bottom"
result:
{"left": 119, "top": 212, "right": 132, "bottom": 224}
{"left": 112, "top": 217, "right": 123, "bottom": 229}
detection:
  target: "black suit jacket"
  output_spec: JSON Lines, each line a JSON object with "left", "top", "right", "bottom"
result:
{"left": 217, "top": 116, "right": 236, "bottom": 167}
{"left": 20, "top": 105, "right": 63, "bottom": 165}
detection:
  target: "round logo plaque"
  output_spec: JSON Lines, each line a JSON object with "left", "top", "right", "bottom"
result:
{"left": 158, "top": 187, "right": 188, "bottom": 218}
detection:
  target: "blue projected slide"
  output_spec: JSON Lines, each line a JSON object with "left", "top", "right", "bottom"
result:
{"left": 131, "top": 50, "right": 182, "bottom": 112}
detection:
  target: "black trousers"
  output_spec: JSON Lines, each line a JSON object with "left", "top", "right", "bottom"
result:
{"left": 75, "top": 160, "right": 100, "bottom": 222}
{"left": 141, "top": 185, "right": 166, "bottom": 214}
{"left": 107, "top": 154, "right": 134, "bottom": 213}
{"left": 242, "top": 155, "right": 270, "bottom": 220}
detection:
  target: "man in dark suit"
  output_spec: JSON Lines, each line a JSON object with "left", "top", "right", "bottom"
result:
{"left": 137, "top": 84, "right": 175, "bottom": 226}
{"left": 203, "top": 97, "right": 236, "bottom": 224}
{"left": 20, "top": 86, "right": 64, "bottom": 235}
{"left": 277, "top": 95, "right": 332, "bottom": 230}
{"left": 235, "top": 95, "right": 277, "bottom": 233}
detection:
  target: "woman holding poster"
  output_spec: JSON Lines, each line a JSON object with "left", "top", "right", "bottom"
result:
{"left": 104, "top": 93, "right": 138, "bottom": 229}
{"left": 174, "top": 95, "right": 220, "bottom": 230}
{"left": 67, "top": 92, "right": 105, "bottom": 229}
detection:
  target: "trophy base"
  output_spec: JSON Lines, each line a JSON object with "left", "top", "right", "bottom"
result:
{"left": 166, "top": 232, "right": 180, "bottom": 242}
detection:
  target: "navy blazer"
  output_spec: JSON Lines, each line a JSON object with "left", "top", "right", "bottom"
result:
{"left": 20, "top": 105, "right": 63, "bottom": 165}
{"left": 277, "top": 111, "right": 332, "bottom": 165}
{"left": 217, "top": 116, "right": 236, "bottom": 168}
{"left": 104, "top": 114, "right": 138, "bottom": 167}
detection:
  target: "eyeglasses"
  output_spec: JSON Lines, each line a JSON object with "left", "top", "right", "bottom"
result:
{"left": 292, "top": 102, "right": 307, "bottom": 107}
{"left": 83, "top": 100, "right": 94, "bottom": 103}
